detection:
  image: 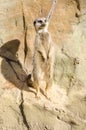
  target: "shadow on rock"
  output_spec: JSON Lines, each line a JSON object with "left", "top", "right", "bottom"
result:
{"left": 0, "top": 39, "right": 35, "bottom": 94}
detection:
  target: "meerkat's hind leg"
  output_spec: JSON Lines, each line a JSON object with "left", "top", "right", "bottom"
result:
{"left": 45, "top": 80, "right": 53, "bottom": 100}
{"left": 26, "top": 75, "right": 40, "bottom": 99}
{"left": 33, "top": 79, "right": 41, "bottom": 99}
{"left": 35, "top": 85, "right": 40, "bottom": 99}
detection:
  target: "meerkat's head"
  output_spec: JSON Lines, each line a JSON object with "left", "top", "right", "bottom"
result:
{"left": 33, "top": 17, "right": 49, "bottom": 32}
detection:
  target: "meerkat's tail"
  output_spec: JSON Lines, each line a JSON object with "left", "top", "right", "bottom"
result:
{"left": 26, "top": 74, "right": 33, "bottom": 87}
{"left": 26, "top": 74, "right": 37, "bottom": 89}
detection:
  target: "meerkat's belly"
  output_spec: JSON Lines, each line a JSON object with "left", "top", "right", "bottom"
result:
{"left": 33, "top": 50, "right": 50, "bottom": 80}
{"left": 33, "top": 32, "right": 53, "bottom": 81}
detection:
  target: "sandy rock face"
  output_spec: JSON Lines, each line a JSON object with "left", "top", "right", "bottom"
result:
{"left": 0, "top": 0, "right": 86, "bottom": 130}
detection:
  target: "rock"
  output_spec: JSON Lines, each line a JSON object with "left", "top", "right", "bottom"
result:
{"left": 0, "top": 0, "right": 86, "bottom": 130}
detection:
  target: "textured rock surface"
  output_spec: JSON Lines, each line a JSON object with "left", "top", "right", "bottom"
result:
{"left": 0, "top": 0, "right": 86, "bottom": 130}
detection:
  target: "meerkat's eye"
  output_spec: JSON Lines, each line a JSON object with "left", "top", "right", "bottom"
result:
{"left": 45, "top": 19, "right": 47, "bottom": 22}
{"left": 34, "top": 21, "right": 36, "bottom": 25}
{"left": 38, "top": 20, "right": 42, "bottom": 23}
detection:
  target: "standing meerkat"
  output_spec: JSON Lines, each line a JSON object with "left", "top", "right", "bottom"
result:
{"left": 27, "top": 0, "right": 58, "bottom": 98}
{"left": 31, "top": 17, "right": 55, "bottom": 98}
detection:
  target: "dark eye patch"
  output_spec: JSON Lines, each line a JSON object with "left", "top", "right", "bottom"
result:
{"left": 34, "top": 21, "right": 36, "bottom": 25}
{"left": 45, "top": 19, "right": 47, "bottom": 22}
{"left": 38, "top": 20, "right": 43, "bottom": 23}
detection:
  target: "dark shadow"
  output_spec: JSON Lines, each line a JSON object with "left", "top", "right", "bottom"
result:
{"left": 0, "top": 39, "right": 36, "bottom": 94}
{"left": 0, "top": 39, "right": 20, "bottom": 61}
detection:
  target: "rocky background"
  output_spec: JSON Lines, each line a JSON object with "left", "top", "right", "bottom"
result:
{"left": 0, "top": 0, "right": 86, "bottom": 130}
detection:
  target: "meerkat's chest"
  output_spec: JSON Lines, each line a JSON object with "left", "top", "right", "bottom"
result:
{"left": 37, "top": 32, "right": 51, "bottom": 52}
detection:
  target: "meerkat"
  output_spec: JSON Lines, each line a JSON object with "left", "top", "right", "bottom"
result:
{"left": 30, "top": 17, "right": 54, "bottom": 98}
{"left": 27, "top": 0, "right": 57, "bottom": 98}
